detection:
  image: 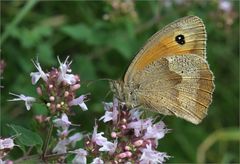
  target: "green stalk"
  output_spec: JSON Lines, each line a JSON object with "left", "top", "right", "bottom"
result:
{"left": 0, "top": 0, "right": 38, "bottom": 45}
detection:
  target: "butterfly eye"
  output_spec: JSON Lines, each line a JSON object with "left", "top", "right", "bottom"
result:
{"left": 175, "top": 34, "right": 185, "bottom": 45}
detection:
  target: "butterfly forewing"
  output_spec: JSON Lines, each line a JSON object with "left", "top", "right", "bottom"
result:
{"left": 124, "top": 16, "right": 207, "bottom": 83}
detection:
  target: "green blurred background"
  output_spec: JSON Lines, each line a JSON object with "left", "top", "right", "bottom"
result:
{"left": 1, "top": 0, "right": 239, "bottom": 163}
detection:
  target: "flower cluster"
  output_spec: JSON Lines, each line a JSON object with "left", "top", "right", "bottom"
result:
{"left": 0, "top": 137, "right": 15, "bottom": 163}
{"left": 103, "top": 0, "right": 138, "bottom": 22}
{"left": 51, "top": 113, "right": 83, "bottom": 162}
{"left": 83, "top": 99, "right": 170, "bottom": 163}
{"left": 7, "top": 56, "right": 170, "bottom": 163}
{"left": 9, "top": 56, "right": 88, "bottom": 114}
{"left": 218, "top": 0, "right": 236, "bottom": 26}
{"left": 8, "top": 57, "right": 88, "bottom": 163}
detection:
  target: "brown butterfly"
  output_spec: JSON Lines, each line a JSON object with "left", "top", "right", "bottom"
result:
{"left": 110, "top": 16, "right": 215, "bottom": 124}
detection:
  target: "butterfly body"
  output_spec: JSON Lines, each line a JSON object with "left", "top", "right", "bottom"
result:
{"left": 110, "top": 16, "right": 214, "bottom": 124}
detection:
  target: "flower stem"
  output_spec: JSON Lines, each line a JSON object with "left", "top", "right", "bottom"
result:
{"left": 42, "top": 122, "right": 53, "bottom": 160}
{"left": 0, "top": 0, "right": 38, "bottom": 45}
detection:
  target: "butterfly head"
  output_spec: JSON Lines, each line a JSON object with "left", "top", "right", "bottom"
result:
{"left": 109, "top": 80, "right": 138, "bottom": 107}
{"left": 109, "top": 80, "right": 125, "bottom": 101}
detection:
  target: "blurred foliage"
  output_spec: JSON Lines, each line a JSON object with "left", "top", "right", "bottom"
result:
{"left": 1, "top": 0, "right": 239, "bottom": 163}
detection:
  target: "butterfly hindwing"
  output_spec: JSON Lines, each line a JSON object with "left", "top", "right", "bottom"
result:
{"left": 134, "top": 54, "right": 214, "bottom": 124}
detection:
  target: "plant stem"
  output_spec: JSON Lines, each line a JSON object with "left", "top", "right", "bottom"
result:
{"left": 42, "top": 122, "right": 54, "bottom": 160}
{"left": 0, "top": 0, "right": 38, "bottom": 45}
{"left": 197, "top": 128, "right": 240, "bottom": 164}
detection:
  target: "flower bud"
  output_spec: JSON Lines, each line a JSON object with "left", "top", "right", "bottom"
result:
{"left": 124, "top": 146, "right": 131, "bottom": 151}
{"left": 36, "top": 87, "right": 42, "bottom": 96}
{"left": 125, "top": 151, "right": 132, "bottom": 157}
{"left": 111, "top": 132, "right": 117, "bottom": 138}
{"left": 64, "top": 91, "right": 69, "bottom": 97}
{"left": 49, "top": 96, "right": 55, "bottom": 101}
{"left": 56, "top": 104, "right": 61, "bottom": 109}
{"left": 121, "top": 125, "right": 127, "bottom": 129}
{"left": 117, "top": 152, "right": 127, "bottom": 158}
{"left": 134, "top": 139, "right": 143, "bottom": 147}
{"left": 122, "top": 118, "right": 127, "bottom": 123}
{"left": 70, "top": 84, "right": 80, "bottom": 91}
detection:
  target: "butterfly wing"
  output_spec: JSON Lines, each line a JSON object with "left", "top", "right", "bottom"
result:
{"left": 133, "top": 54, "right": 214, "bottom": 124}
{"left": 124, "top": 16, "right": 207, "bottom": 82}
{"left": 123, "top": 16, "right": 214, "bottom": 124}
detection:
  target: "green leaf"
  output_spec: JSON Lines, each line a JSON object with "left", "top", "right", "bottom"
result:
{"left": 9, "top": 124, "right": 43, "bottom": 147}
{"left": 73, "top": 55, "right": 96, "bottom": 80}
{"left": 108, "top": 32, "right": 134, "bottom": 59}
{"left": 37, "top": 43, "right": 55, "bottom": 65}
{"left": 61, "top": 24, "right": 92, "bottom": 41}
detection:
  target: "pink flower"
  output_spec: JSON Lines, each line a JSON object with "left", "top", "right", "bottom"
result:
{"left": 91, "top": 157, "right": 104, "bottom": 164}
{"left": 140, "top": 144, "right": 169, "bottom": 164}
{"left": 57, "top": 128, "right": 73, "bottom": 138}
{"left": 72, "top": 148, "right": 88, "bottom": 164}
{"left": 69, "top": 95, "right": 88, "bottom": 111}
{"left": 143, "top": 121, "right": 167, "bottom": 140}
{"left": 219, "top": 0, "right": 232, "bottom": 12}
{"left": 69, "top": 133, "right": 83, "bottom": 147}
{"left": 8, "top": 93, "right": 36, "bottom": 111}
{"left": 53, "top": 113, "right": 72, "bottom": 129}
{"left": 30, "top": 59, "right": 48, "bottom": 84}
{"left": 99, "top": 140, "right": 117, "bottom": 155}
{"left": 52, "top": 139, "right": 69, "bottom": 154}
{"left": 129, "top": 109, "right": 142, "bottom": 120}
{"left": 91, "top": 125, "right": 108, "bottom": 146}
{"left": 0, "top": 138, "right": 14, "bottom": 149}
{"left": 57, "top": 56, "right": 77, "bottom": 85}
{"left": 127, "top": 118, "right": 152, "bottom": 137}
{"left": 99, "top": 99, "right": 118, "bottom": 123}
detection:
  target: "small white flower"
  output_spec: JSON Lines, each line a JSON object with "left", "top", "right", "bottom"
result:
{"left": 0, "top": 159, "right": 5, "bottom": 164}
{"left": 72, "top": 148, "right": 88, "bottom": 164}
{"left": 57, "top": 56, "right": 76, "bottom": 85}
{"left": 91, "top": 157, "right": 104, "bottom": 164}
{"left": 30, "top": 59, "right": 48, "bottom": 84}
{"left": 0, "top": 138, "right": 14, "bottom": 149}
{"left": 129, "top": 108, "right": 143, "bottom": 121}
{"left": 219, "top": 0, "right": 232, "bottom": 12}
{"left": 53, "top": 113, "right": 72, "bottom": 129}
{"left": 8, "top": 93, "right": 36, "bottom": 111}
{"left": 103, "top": 102, "right": 113, "bottom": 111}
{"left": 91, "top": 125, "right": 108, "bottom": 146}
{"left": 127, "top": 118, "right": 152, "bottom": 137}
{"left": 99, "top": 140, "right": 117, "bottom": 155}
{"left": 99, "top": 111, "right": 113, "bottom": 122}
{"left": 52, "top": 139, "right": 69, "bottom": 154}
{"left": 69, "top": 95, "right": 88, "bottom": 111}
{"left": 140, "top": 144, "right": 169, "bottom": 164}
{"left": 57, "top": 128, "right": 72, "bottom": 137}
{"left": 100, "top": 99, "right": 118, "bottom": 123}
{"left": 143, "top": 121, "right": 167, "bottom": 140}
{"left": 69, "top": 133, "right": 83, "bottom": 147}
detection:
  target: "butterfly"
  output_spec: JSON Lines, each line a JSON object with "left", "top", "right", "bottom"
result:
{"left": 110, "top": 16, "right": 215, "bottom": 124}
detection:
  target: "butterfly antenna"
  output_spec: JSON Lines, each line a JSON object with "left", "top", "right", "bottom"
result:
{"left": 86, "top": 78, "right": 112, "bottom": 88}
{"left": 104, "top": 90, "right": 112, "bottom": 101}
{"left": 160, "top": 115, "right": 167, "bottom": 122}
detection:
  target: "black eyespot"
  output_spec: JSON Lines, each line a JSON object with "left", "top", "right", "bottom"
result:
{"left": 175, "top": 34, "right": 185, "bottom": 45}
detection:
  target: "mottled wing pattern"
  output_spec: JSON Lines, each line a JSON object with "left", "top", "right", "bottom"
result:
{"left": 133, "top": 54, "right": 214, "bottom": 124}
